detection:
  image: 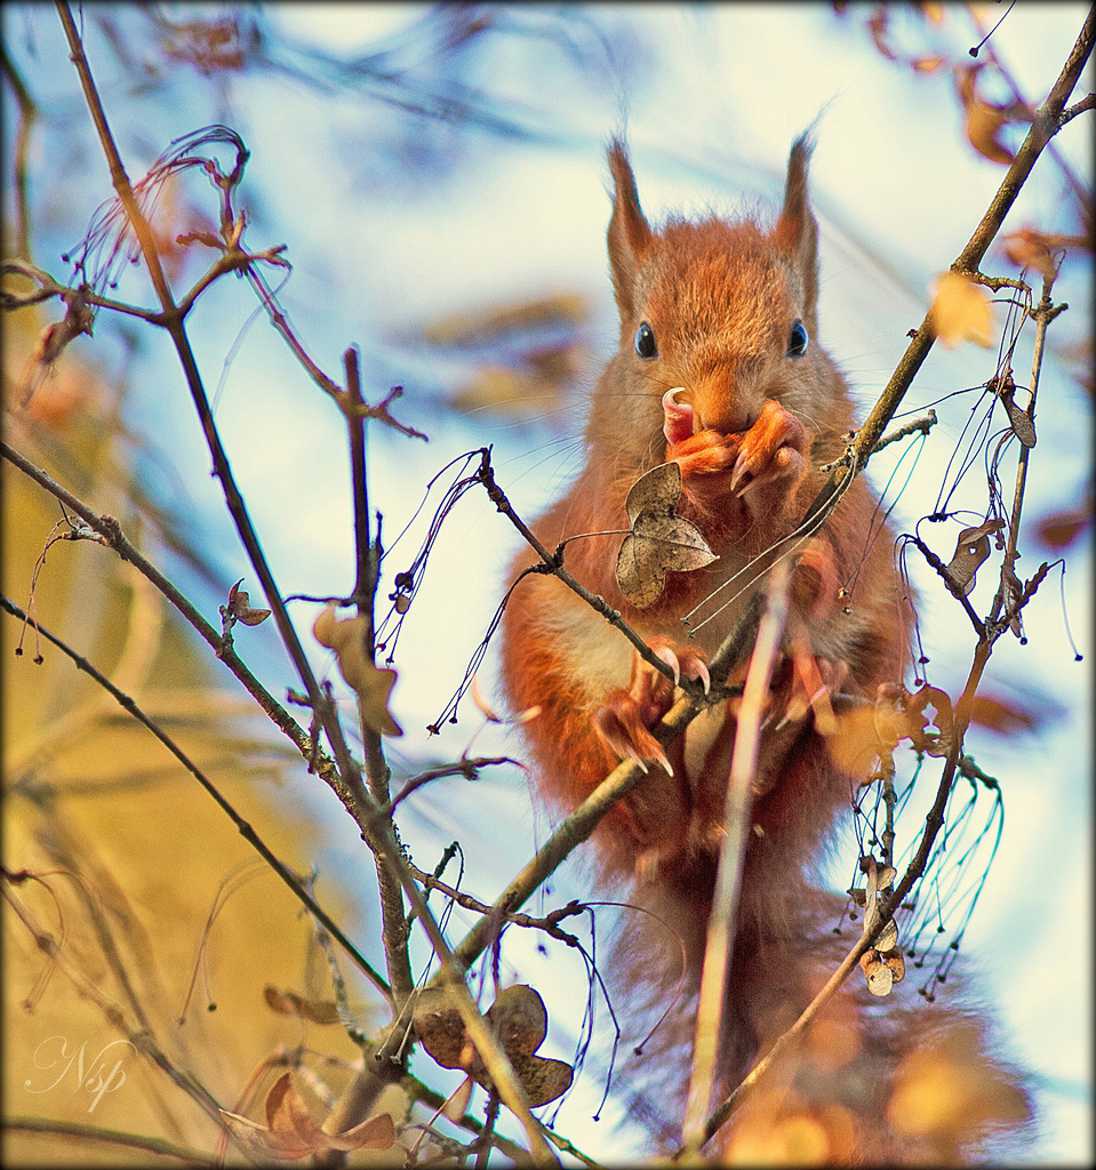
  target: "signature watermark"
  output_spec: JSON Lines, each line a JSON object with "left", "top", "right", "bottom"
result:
{"left": 24, "top": 1035, "right": 136, "bottom": 1113}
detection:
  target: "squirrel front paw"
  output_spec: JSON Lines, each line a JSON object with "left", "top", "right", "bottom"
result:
{"left": 665, "top": 395, "right": 808, "bottom": 525}
{"left": 727, "top": 398, "right": 808, "bottom": 518}
{"left": 593, "top": 641, "right": 709, "bottom": 880}
{"left": 593, "top": 640, "right": 709, "bottom": 774}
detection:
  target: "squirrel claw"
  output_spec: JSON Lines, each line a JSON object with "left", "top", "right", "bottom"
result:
{"left": 654, "top": 645, "right": 681, "bottom": 686}
{"left": 594, "top": 699, "right": 674, "bottom": 776}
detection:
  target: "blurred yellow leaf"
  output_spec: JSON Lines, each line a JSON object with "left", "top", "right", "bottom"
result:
{"left": 929, "top": 272, "right": 994, "bottom": 348}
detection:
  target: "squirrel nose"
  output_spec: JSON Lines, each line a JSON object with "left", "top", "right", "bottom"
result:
{"left": 692, "top": 382, "right": 755, "bottom": 435}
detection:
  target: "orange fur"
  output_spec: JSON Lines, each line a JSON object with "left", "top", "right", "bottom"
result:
{"left": 498, "top": 136, "right": 1029, "bottom": 1161}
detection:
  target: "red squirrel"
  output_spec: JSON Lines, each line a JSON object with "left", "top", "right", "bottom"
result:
{"left": 499, "top": 137, "right": 1029, "bottom": 1161}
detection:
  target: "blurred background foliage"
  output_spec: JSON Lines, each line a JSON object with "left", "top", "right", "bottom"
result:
{"left": 2, "top": 2, "right": 1091, "bottom": 1165}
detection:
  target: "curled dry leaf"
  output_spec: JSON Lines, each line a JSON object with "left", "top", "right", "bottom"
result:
{"left": 859, "top": 947, "right": 906, "bottom": 998}
{"left": 412, "top": 983, "right": 574, "bottom": 1108}
{"left": 929, "top": 272, "right": 994, "bottom": 348}
{"left": 1000, "top": 227, "right": 1060, "bottom": 283}
{"left": 227, "top": 578, "right": 272, "bottom": 627}
{"left": 312, "top": 604, "right": 402, "bottom": 736}
{"left": 942, "top": 518, "right": 1003, "bottom": 596}
{"left": 616, "top": 462, "right": 717, "bottom": 608}
{"left": 990, "top": 370, "right": 1035, "bottom": 449}
{"left": 219, "top": 1072, "right": 396, "bottom": 1162}
{"left": 263, "top": 984, "right": 340, "bottom": 1025}
{"left": 968, "top": 692, "right": 1039, "bottom": 736}
{"left": 1034, "top": 505, "right": 1090, "bottom": 551}
{"left": 955, "top": 63, "right": 1033, "bottom": 166}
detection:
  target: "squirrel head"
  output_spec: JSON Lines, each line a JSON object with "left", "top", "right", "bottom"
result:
{"left": 596, "top": 135, "right": 834, "bottom": 454}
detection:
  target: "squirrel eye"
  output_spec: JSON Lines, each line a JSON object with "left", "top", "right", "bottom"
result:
{"left": 787, "top": 319, "right": 809, "bottom": 358}
{"left": 634, "top": 321, "right": 657, "bottom": 359}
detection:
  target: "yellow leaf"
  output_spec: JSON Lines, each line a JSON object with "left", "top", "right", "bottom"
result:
{"left": 929, "top": 272, "right": 994, "bottom": 348}
{"left": 311, "top": 605, "right": 403, "bottom": 736}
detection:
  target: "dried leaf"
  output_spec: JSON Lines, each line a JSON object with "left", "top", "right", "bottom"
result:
{"left": 942, "top": 518, "right": 1003, "bottom": 595}
{"left": 616, "top": 463, "right": 717, "bottom": 608}
{"left": 861, "top": 953, "right": 895, "bottom": 997}
{"left": 218, "top": 1073, "right": 397, "bottom": 1161}
{"left": 955, "top": 64, "right": 1033, "bottom": 166}
{"left": 624, "top": 461, "right": 683, "bottom": 524}
{"left": 876, "top": 918, "right": 899, "bottom": 952}
{"left": 412, "top": 984, "right": 574, "bottom": 1108}
{"left": 449, "top": 365, "right": 567, "bottom": 421}
{"left": 929, "top": 272, "right": 994, "bottom": 348}
{"left": 867, "top": 6, "right": 896, "bottom": 59}
{"left": 422, "top": 293, "right": 588, "bottom": 347}
{"left": 322, "top": 1111, "right": 396, "bottom": 1153}
{"left": 311, "top": 605, "right": 402, "bottom": 736}
{"left": 509, "top": 1054, "right": 574, "bottom": 1108}
{"left": 969, "top": 692, "right": 1038, "bottom": 735}
{"left": 1034, "top": 506, "right": 1090, "bottom": 551}
{"left": 227, "top": 578, "right": 272, "bottom": 627}
{"left": 263, "top": 984, "right": 341, "bottom": 1025}
{"left": 219, "top": 1106, "right": 313, "bottom": 1161}
{"left": 1000, "top": 227, "right": 1059, "bottom": 282}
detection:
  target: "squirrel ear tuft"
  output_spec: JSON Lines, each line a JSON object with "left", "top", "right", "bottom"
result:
{"left": 606, "top": 138, "right": 652, "bottom": 320}
{"left": 775, "top": 132, "right": 819, "bottom": 324}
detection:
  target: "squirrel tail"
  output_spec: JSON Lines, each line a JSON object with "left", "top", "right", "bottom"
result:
{"left": 608, "top": 882, "right": 1033, "bottom": 1164}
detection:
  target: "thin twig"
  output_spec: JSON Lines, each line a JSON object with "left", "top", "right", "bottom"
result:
{"left": 3, "top": 883, "right": 224, "bottom": 1125}
{"left": 681, "top": 561, "right": 791, "bottom": 1154}
{"left": 343, "top": 344, "right": 414, "bottom": 1004}
{"left": 1058, "top": 91, "right": 1095, "bottom": 126}
{"left": 475, "top": 449, "right": 682, "bottom": 692}
{"left": 1, "top": 440, "right": 343, "bottom": 787}
{"left": 4, "top": 1117, "right": 214, "bottom": 1165}
{"left": 442, "top": 596, "right": 764, "bottom": 978}
{"left": 689, "top": 55, "right": 1088, "bottom": 1127}
{"left": 55, "top": 16, "right": 559, "bottom": 1152}
{"left": 908, "top": 533, "right": 987, "bottom": 637}
{"left": 407, "top": 865, "right": 585, "bottom": 945}
{"left": 691, "top": 631, "right": 996, "bottom": 1152}
{"left": 988, "top": 274, "right": 1057, "bottom": 627}
{"left": 965, "top": 3, "right": 1090, "bottom": 207}
{"left": 386, "top": 756, "right": 522, "bottom": 816}
{"left": 1, "top": 595, "right": 391, "bottom": 1001}
{"left": 0, "top": 42, "right": 36, "bottom": 260}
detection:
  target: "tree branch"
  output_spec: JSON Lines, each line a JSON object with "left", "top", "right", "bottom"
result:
{"left": 681, "top": 561, "right": 791, "bottom": 1154}
{"left": 4, "top": 1118, "right": 214, "bottom": 1166}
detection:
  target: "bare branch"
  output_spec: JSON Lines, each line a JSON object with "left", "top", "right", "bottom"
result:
{"left": 0, "top": 42, "right": 37, "bottom": 260}
{"left": 681, "top": 561, "right": 791, "bottom": 1153}
{"left": 4, "top": 1118, "right": 214, "bottom": 1166}
{"left": 1058, "top": 91, "right": 1095, "bottom": 126}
